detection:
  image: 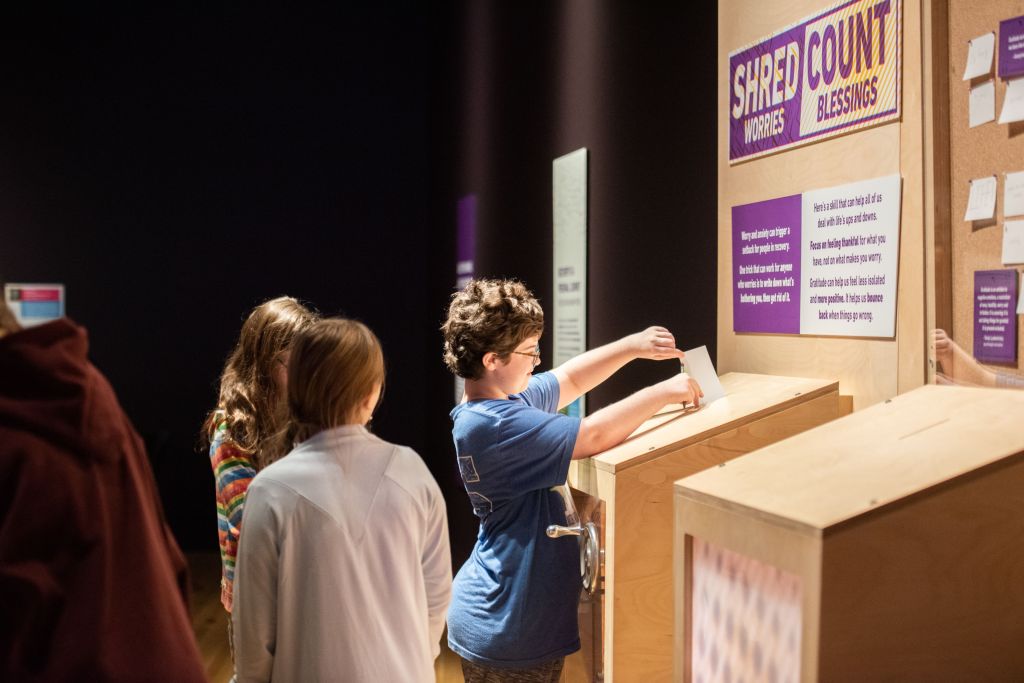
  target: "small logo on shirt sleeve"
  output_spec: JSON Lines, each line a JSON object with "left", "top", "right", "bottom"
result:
{"left": 467, "top": 492, "right": 493, "bottom": 517}
{"left": 458, "top": 455, "right": 480, "bottom": 483}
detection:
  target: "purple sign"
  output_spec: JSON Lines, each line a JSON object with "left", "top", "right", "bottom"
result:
{"left": 974, "top": 269, "right": 1018, "bottom": 364}
{"left": 999, "top": 16, "right": 1024, "bottom": 80}
{"left": 732, "top": 195, "right": 802, "bottom": 333}
{"left": 456, "top": 194, "right": 476, "bottom": 289}
{"left": 728, "top": 0, "right": 902, "bottom": 163}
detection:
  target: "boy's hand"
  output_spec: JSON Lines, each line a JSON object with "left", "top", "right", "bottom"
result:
{"left": 629, "top": 326, "right": 686, "bottom": 361}
{"left": 659, "top": 372, "right": 704, "bottom": 406}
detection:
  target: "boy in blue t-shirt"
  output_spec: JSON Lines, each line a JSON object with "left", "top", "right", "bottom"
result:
{"left": 441, "top": 278, "right": 702, "bottom": 681}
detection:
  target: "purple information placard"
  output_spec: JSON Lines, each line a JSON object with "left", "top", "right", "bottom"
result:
{"left": 456, "top": 194, "right": 476, "bottom": 289}
{"left": 732, "top": 195, "right": 802, "bottom": 333}
{"left": 999, "top": 16, "right": 1024, "bottom": 80}
{"left": 728, "top": 0, "right": 902, "bottom": 163}
{"left": 974, "top": 269, "right": 1018, "bottom": 364}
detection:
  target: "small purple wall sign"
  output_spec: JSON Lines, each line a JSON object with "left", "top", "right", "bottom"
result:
{"left": 999, "top": 16, "right": 1024, "bottom": 80}
{"left": 973, "top": 269, "right": 1018, "bottom": 364}
{"left": 728, "top": 0, "right": 902, "bottom": 164}
{"left": 453, "top": 194, "right": 477, "bottom": 405}
{"left": 456, "top": 194, "right": 476, "bottom": 289}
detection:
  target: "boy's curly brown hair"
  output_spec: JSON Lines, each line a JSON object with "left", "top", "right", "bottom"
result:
{"left": 441, "top": 278, "right": 544, "bottom": 380}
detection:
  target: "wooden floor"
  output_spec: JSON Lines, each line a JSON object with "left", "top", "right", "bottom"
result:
{"left": 187, "top": 552, "right": 463, "bottom": 682}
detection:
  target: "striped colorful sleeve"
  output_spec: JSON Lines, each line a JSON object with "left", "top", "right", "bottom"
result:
{"left": 209, "top": 426, "right": 258, "bottom": 610}
{"left": 211, "top": 439, "right": 257, "bottom": 536}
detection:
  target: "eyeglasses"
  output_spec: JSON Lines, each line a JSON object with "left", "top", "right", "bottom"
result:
{"left": 510, "top": 345, "right": 541, "bottom": 366}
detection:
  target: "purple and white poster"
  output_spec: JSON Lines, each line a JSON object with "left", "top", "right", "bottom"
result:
{"left": 733, "top": 174, "right": 902, "bottom": 338}
{"left": 728, "top": 0, "right": 902, "bottom": 164}
{"left": 999, "top": 16, "right": 1024, "bottom": 80}
{"left": 974, "top": 269, "right": 1018, "bottom": 364}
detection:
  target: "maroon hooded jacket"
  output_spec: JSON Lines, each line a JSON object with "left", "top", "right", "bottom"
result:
{"left": 0, "top": 319, "right": 206, "bottom": 682}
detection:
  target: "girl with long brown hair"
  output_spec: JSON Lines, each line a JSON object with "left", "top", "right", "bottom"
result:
{"left": 232, "top": 318, "right": 452, "bottom": 682}
{"left": 203, "top": 296, "right": 318, "bottom": 616}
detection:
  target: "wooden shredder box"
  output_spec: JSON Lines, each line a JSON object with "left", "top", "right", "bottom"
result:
{"left": 674, "top": 384, "right": 1024, "bottom": 682}
{"left": 565, "top": 372, "right": 848, "bottom": 682}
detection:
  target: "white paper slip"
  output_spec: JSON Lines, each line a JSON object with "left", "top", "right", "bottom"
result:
{"left": 963, "top": 32, "right": 996, "bottom": 80}
{"left": 1003, "top": 220, "right": 1024, "bottom": 264}
{"left": 965, "top": 176, "right": 998, "bottom": 221}
{"left": 1005, "top": 171, "right": 1024, "bottom": 217}
{"left": 970, "top": 79, "right": 996, "bottom": 127}
{"left": 998, "top": 77, "right": 1024, "bottom": 124}
{"left": 680, "top": 345, "right": 725, "bottom": 406}
{"left": 1019, "top": 272, "right": 1024, "bottom": 315}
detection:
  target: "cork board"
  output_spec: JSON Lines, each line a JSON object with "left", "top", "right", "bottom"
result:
{"left": 947, "top": 0, "right": 1024, "bottom": 374}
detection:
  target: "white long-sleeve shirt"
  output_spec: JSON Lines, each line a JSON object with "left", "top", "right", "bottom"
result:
{"left": 233, "top": 425, "right": 452, "bottom": 683}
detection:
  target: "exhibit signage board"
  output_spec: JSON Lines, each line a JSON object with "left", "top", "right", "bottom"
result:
{"left": 732, "top": 174, "right": 901, "bottom": 337}
{"left": 454, "top": 194, "right": 476, "bottom": 406}
{"left": 553, "top": 148, "right": 587, "bottom": 417}
{"left": 728, "top": 0, "right": 902, "bottom": 163}
{"left": 973, "top": 269, "right": 1018, "bottom": 364}
{"left": 4, "top": 283, "right": 65, "bottom": 327}
{"left": 999, "top": 16, "right": 1024, "bottom": 80}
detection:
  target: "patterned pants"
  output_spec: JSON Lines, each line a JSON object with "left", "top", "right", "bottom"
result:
{"left": 460, "top": 657, "right": 564, "bottom": 683}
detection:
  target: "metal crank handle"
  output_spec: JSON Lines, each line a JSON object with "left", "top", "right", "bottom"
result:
{"left": 546, "top": 524, "right": 584, "bottom": 538}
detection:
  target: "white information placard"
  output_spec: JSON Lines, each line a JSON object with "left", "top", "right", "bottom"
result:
{"left": 799, "top": 174, "right": 902, "bottom": 337}
{"left": 553, "top": 148, "right": 588, "bottom": 417}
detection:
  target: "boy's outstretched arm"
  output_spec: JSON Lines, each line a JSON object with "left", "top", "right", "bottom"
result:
{"left": 552, "top": 326, "right": 685, "bottom": 410}
{"left": 571, "top": 373, "right": 703, "bottom": 459}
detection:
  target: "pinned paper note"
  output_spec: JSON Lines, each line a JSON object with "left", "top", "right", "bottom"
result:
{"left": 964, "top": 32, "right": 996, "bottom": 80}
{"left": 1019, "top": 272, "right": 1024, "bottom": 315}
{"left": 680, "top": 345, "right": 725, "bottom": 406}
{"left": 1005, "top": 171, "right": 1024, "bottom": 217}
{"left": 998, "top": 77, "right": 1024, "bottom": 124}
{"left": 965, "top": 176, "right": 998, "bottom": 221}
{"left": 1003, "top": 220, "right": 1024, "bottom": 265}
{"left": 970, "top": 79, "right": 996, "bottom": 127}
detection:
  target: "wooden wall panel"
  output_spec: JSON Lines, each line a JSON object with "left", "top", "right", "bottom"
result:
{"left": 717, "top": 0, "right": 937, "bottom": 408}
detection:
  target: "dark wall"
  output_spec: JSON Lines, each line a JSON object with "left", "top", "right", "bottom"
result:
{"left": 0, "top": 4, "right": 451, "bottom": 550}
{"left": 450, "top": 0, "right": 719, "bottom": 400}
{"left": 439, "top": 1, "right": 719, "bottom": 562}
{"left": 0, "top": 3, "right": 718, "bottom": 566}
